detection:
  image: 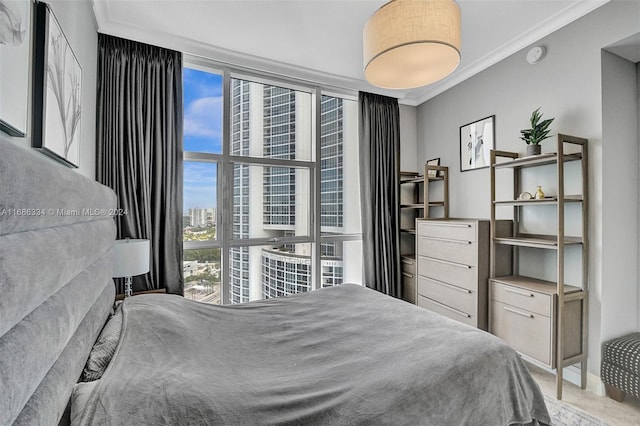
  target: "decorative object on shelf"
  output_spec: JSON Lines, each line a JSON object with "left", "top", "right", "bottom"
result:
{"left": 518, "top": 191, "right": 533, "bottom": 200}
{"left": 535, "top": 186, "right": 545, "bottom": 200}
{"left": 32, "top": 2, "right": 82, "bottom": 168}
{"left": 363, "top": 0, "right": 461, "bottom": 89}
{"left": 460, "top": 115, "right": 495, "bottom": 172}
{"left": 520, "top": 107, "right": 554, "bottom": 156}
{"left": 425, "top": 157, "right": 440, "bottom": 178}
{"left": 113, "top": 239, "right": 150, "bottom": 298}
{"left": 0, "top": 0, "right": 31, "bottom": 137}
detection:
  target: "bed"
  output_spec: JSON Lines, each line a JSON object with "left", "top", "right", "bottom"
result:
{"left": 0, "top": 138, "right": 551, "bottom": 425}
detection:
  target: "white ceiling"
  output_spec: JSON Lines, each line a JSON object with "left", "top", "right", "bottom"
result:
{"left": 92, "top": 0, "right": 610, "bottom": 106}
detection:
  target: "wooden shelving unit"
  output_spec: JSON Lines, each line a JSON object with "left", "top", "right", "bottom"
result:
{"left": 399, "top": 171, "right": 423, "bottom": 304}
{"left": 423, "top": 164, "right": 449, "bottom": 219}
{"left": 489, "top": 134, "right": 589, "bottom": 400}
{"left": 399, "top": 164, "right": 449, "bottom": 304}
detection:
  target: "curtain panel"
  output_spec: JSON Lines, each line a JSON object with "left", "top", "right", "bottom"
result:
{"left": 358, "top": 92, "right": 401, "bottom": 298}
{"left": 97, "top": 34, "right": 184, "bottom": 295}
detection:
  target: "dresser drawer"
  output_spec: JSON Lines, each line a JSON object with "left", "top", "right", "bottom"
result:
{"left": 491, "top": 281, "right": 551, "bottom": 317}
{"left": 417, "top": 276, "right": 476, "bottom": 316}
{"left": 417, "top": 236, "right": 477, "bottom": 266}
{"left": 401, "top": 256, "right": 417, "bottom": 275}
{"left": 417, "top": 220, "right": 476, "bottom": 242}
{"left": 402, "top": 271, "right": 416, "bottom": 304}
{"left": 418, "top": 295, "right": 475, "bottom": 327}
{"left": 491, "top": 300, "right": 552, "bottom": 365}
{"left": 417, "top": 255, "right": 476, "bottom": 291}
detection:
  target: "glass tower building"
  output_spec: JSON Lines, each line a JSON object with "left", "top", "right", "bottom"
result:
{"left": 228, "top": 80, "right": 349, "bottom": 303}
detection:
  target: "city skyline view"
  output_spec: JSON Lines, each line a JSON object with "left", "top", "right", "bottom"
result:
{"left": 183, "top": 68, "right": 221, "bottom": 211}
{"left": 182, "top": 65, "right": 362, "bottom": 306}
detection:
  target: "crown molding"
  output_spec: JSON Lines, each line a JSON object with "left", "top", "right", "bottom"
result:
{"left": 92, "top": 0, "right": 609, "bottom": 108}
{"left": 92, "top": 1, "right": 411, "bottom": 102}
{"left": 407, "top": 0, "right": 610, "bottom": 106}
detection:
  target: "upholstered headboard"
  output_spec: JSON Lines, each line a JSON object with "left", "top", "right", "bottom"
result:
{"left": 0, "top": 139, "right": 118, "bottom": 425}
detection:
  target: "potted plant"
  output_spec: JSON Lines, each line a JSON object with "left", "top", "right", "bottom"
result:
{"left": 520, "top": 107, "right": 554, "bottom": 155}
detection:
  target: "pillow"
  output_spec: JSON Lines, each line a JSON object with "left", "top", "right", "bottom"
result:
{"left": 80, "top": 304, "right": 123, "bottom": 382}
{"left": 70, "top": 380, "right": 99, "bottom": 424}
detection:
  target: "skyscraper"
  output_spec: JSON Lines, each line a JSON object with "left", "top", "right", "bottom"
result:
{"left": 229, "top": 79, "right": 356, "bottom": 303}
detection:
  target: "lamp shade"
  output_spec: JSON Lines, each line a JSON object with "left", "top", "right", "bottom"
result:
{"left": 363, "top": 0, "right": 461, "bottom": 89}
{"left": 113, "top": 239, "right": 150, "bottom": 278}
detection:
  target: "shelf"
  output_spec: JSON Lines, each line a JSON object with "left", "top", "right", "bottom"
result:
{"left": 400, "top": 204, "right": 424, "bottom": 209}
{"left": 400, "top": 176, "right": 424, "bottom": 184}
{"left": 400, "top": 228, "right": 416, "bottom": 234}
{"left": 427, "top": 201, "right": 446, "bottom": 207}
{"left": 494, "top": 234, "right": 583, "bottom": 249}
{"left": 401, "top": 254, "right": 416, "bottom": 263}
{"left": 493, "top": 152, "right": 582, "bottom": 169}
{"left": 492, "top": 275, "right": 582, "bottom": 295}
{"left": 494, "top": 195, "right": 583, "bottom": 206}
{"left": 400, "top": 171, "right": 420, "bottom": 178}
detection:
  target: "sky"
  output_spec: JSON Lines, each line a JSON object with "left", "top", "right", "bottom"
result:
{"left": 183, "top": 68, "right": 221, "bottom": 211}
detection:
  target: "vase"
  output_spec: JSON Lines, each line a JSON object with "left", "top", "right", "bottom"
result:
{"left": 535, "top": 186, "right": 545, "bottom": 200}
{"left": 527, "top": 145, "right": 541, "bottom": 156}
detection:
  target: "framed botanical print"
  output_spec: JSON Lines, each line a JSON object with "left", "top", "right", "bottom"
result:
{"left": 32, "top": 1, "right": 81, "bottom": 167}
{"left": 0, "top": 0, "right": 31, "bottom": 137}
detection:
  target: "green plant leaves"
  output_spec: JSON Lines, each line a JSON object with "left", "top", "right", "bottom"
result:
{"left": 519, "top": 107, "right": 554, "bottom": 145}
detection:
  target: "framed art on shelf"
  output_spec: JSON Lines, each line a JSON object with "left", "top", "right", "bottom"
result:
{"left": 460, "top": 115, "right": 495, "bottom": 172}
{"left": 32, "top": 1, "right": 81, "bottom": 168}
{"left": 0, "top": 0, "right": 31, "bottom": 137}
{"left": 426, "top": 158, "right": 440, "bottom": 178}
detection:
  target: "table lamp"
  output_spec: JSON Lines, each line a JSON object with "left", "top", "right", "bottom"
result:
{"left": 113, "top": 239, "right": 150, "bottom": 298}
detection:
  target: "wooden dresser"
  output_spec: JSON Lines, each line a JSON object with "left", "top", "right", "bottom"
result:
{"left": 415, "top": 218, "right": 501, "bottom": 330}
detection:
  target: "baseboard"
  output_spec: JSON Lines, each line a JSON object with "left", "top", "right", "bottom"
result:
{"left": 563, "top": 366, "right": 606, "bottom": 396}
{"left": 586, "top": 372, "right": 606, "bottom": 396}
{"left": 525, "top": 358, "right": 606, "bottom": 396}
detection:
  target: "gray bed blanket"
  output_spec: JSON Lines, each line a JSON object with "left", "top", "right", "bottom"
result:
{"left": 73, "top": 284, "right": 550, "bottom": 425}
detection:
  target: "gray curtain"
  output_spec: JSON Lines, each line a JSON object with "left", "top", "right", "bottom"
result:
{"left": 96, "top": 34, "right": 184, "bottom": 295}
{"left": 359, "top": 92, "right": 401, "bottom": 298}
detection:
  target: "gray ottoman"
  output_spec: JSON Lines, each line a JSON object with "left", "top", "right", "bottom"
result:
{"left": 601, "top": 332, "right": 640, "bottom": 402}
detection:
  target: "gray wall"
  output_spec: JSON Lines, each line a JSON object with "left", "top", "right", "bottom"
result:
{"left": 399, "top": 104, "right": 418, "bottom": 172}
{"left": 415, "top": 0, "right": 640, "bottom": 381}
{"left": 1, "top": 0, "right": 98, "bottom": 179}
{"left": 601, "top": 50, "right": 638, "bottom": 346}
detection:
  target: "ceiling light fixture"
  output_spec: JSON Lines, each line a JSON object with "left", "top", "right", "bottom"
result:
{"left": 363, "top": 0, "right": 461, "bottom": 90}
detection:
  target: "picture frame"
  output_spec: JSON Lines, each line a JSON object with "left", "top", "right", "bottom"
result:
{"left": 460, "top": 115, "right": 495, "bottom": 172}
{"left": 0, "top": 0, "right": 31, "bottom": 137}
{"left": 32, "top": 1, "right": 81, "bottom": 168}
{"left": 426, "top": 158, "right": 440, "bottom": 179}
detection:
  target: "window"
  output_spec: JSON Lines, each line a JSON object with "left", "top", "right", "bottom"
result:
{"left": 183, "top": 66, "right": 222, "bottom": 304}
{"left": 183, "top": 61, "right": 361, "bottom": 305}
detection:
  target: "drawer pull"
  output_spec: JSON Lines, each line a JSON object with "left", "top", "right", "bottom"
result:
{"left": 504, "top": 287, "right": 534, "bottom": 298}
{"left": 426, "top": 278, "right": 471, "bottom": 294}
{"left": 422, "top": 256, "right": 472, "bottom": 269}
{"left": 421, "top": 236, "right": 472, "bottom": 245}
{"left": 426, "top": 298, "right": 471, "bottom": 318}
{"left": 421, "top": 222, "right": 471, "bottom": 229}
{"left": 504, "top": 306, "right": 534, "bottom": 319}
{"left": 402, "top": 272, "right": 414, "bottom": 278}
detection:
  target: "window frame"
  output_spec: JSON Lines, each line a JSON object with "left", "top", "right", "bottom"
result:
{"left": 183, "top": 56, "right": 360, "bottom": 305}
